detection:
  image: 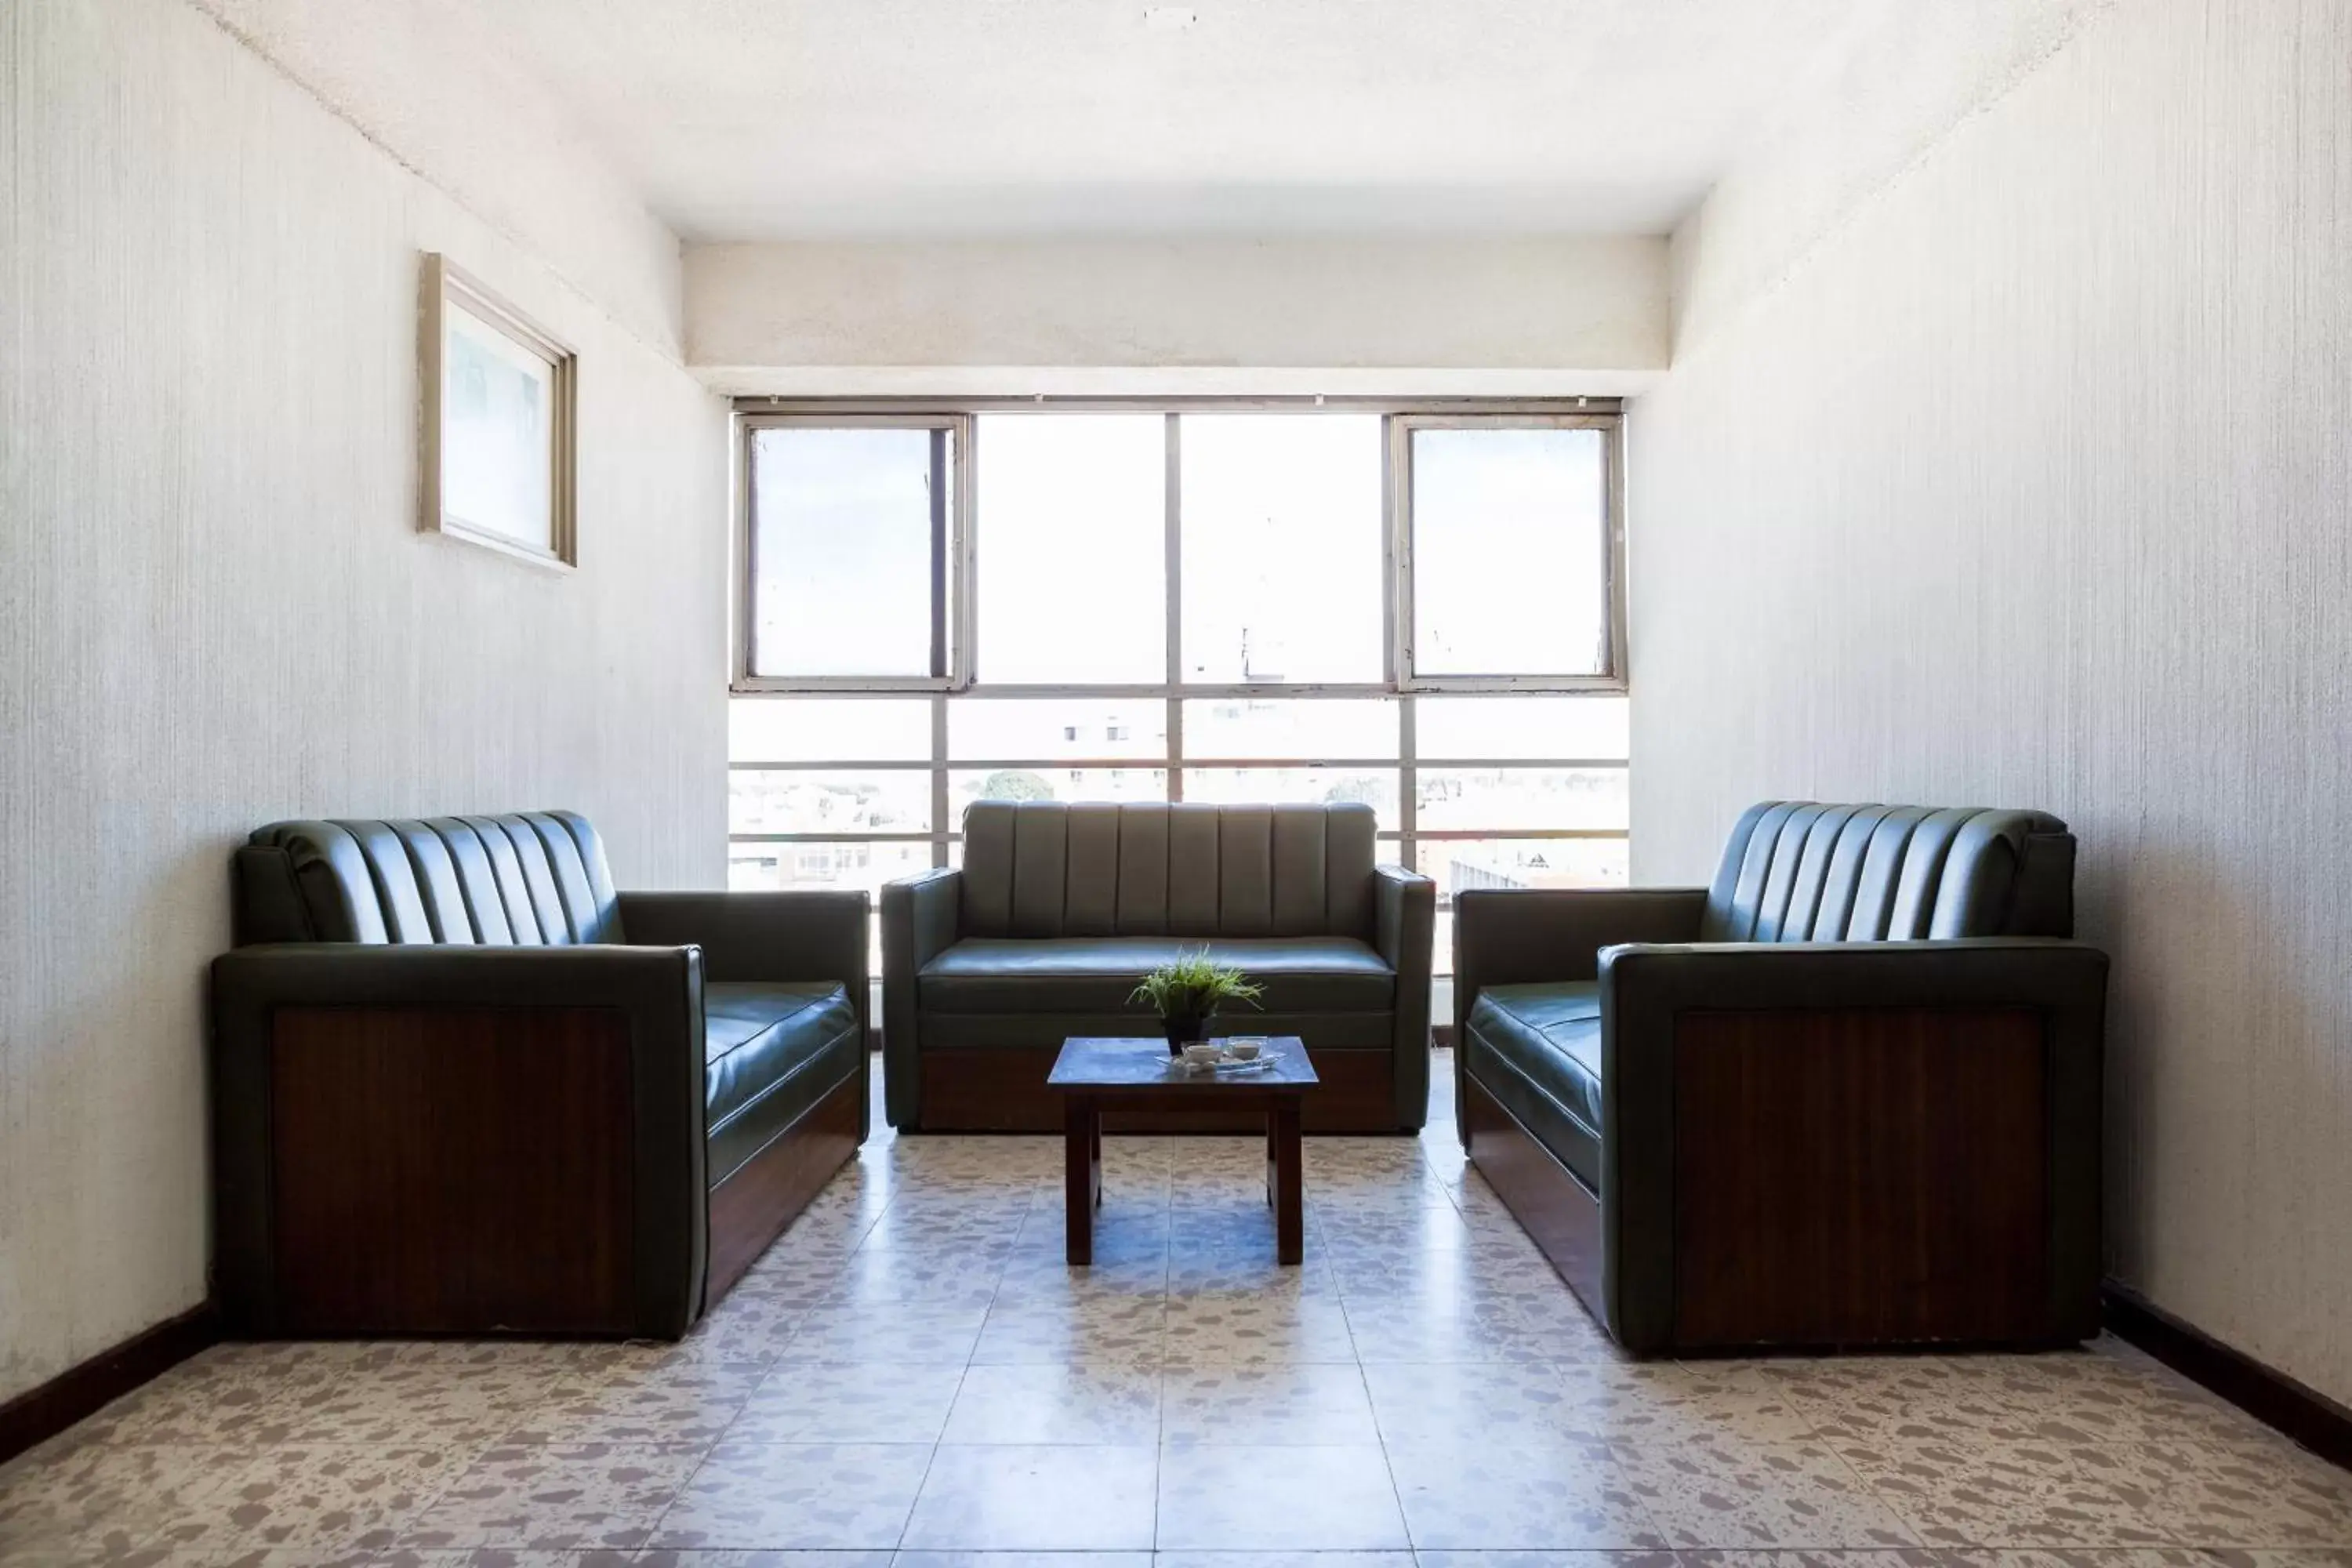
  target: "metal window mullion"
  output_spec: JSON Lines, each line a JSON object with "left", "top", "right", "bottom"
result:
{"left": 1164, "top": 412, "right": 1184, "bottom": 804}
{"left": 1399, "top": 691, "right": 1417, "bottom": 873}
{"left": 931, "top": 693, "right": 949, "bottom": 867}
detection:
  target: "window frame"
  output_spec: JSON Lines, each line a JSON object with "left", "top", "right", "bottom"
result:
{"left": 734, "top": 411, "right": 975, "bottom": 692}
{"left": 733, "top": 398, "right": 1624, "bottom": 699}
{"left": 1389, "top": 411, "right": 1627, "bottom": 691}
{"left": 727, "top": 397, "right": 1631, "bottom": 970}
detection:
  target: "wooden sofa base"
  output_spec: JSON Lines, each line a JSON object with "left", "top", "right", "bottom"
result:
{"left": 915, "top": 1044, "right": 1405, "bottom": 1133}
{"left": 1468, "top": 1007, "right": 2078, "bottom": 1356}
{"left": 706, "top": 1070, "right": 862, "bottom": 1305}
{"left": 258, "top": 1007, "right": 862, "bottom": 1338}
{"left": 1461, "top": 1072, "right": 1606, "bottom": 1325}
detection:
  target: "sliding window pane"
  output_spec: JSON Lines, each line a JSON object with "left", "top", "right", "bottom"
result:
{"left": 1416, "top": 767, "right": 1627, "bottom": 832}
{"left": 975, "top": 414, "right": 1164, "bottom": 682}
{"left": 951, "top": 768, "right": 1169, "bottom": 815}
{"left": 949, "top": 699, "right": 1167, "bottom": 761}
{"left": 1410, "top": 426, "right": 1608, "bottom": 677}
{"left": 1416, "top": 695, "right": 1627, "bottom": 760}
{"left": 1417, "top": 836, "right": 1630, "bottom": 896}
{"left": 1180, "top": 414, "right": 1384, "bottom": 682}
{"left": 729, "top": 698, "right": 932, "bottom": 763}
{"left": 1185, "top": 767, "right": 1399, "bottom": 832}
{"left": 749, "top": 426, "right": 946, "bottom": 679}
{"left": 730, "top": 770, "right": 931, "bottom": 836}
{"left": 1183, "top": 698, "right": 1396, "bottom": 760}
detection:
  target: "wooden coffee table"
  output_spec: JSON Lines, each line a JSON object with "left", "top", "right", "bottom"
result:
{"left": 1047, "top": 1036, "right": 1319, "bottom": 1265}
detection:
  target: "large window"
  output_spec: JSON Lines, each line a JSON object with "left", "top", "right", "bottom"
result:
{"left": 731, "top": 402, "right": 1627, "bottom": 976}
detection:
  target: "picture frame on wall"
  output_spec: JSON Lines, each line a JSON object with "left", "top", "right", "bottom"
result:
{"left": 419, "top": 252, "right": 578, "bottom": 568}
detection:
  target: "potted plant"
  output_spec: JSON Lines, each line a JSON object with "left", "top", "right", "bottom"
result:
{"left": 1130, "top": 949, "right": 1265, "bottom": 1055}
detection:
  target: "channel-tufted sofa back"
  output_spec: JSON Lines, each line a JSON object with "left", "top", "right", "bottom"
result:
{"left": 1700, "top": 801, "right": 2075, "bottom": 944}
{"left": 233, "top": 811, "right": 621, "bottom": 946}
{"left": 959, "top": 801, "right": 1378, "bottom": 940}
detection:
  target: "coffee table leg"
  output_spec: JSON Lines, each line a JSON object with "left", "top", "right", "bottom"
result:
{"left": 1265, "top": 1116, "right": 1277, "bottom": 1208}
{"left": 1273, "top": 1100, "right": 1303, "bottom": 1264}
{"left": 1064, "top": 1098, "right": 1094, "bottom": 1265}
{"left": 1091, "top": 1114, "right": 1103, "bottom": 1210}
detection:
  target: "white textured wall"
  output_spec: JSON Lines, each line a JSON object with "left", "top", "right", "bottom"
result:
{"left": 686, "top": 236, "right": 1667, "bottom": 395}
{"left": 0, "top": 0, "right": 728, "bottom": 1401}
{"left": 1632, "top": 0, "right": 2352, "bottom": 1399}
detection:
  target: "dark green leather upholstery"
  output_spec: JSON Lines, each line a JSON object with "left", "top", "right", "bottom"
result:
{"left": 1694, "top": 801, "right": 2075, "bottom": 943}
{"left": 920, "top": 936, "right": 1394, "bottom": 1014}
{"left": 884, "top": 801, "right": 1435, "bottom": 1131}
{"left": 213, "top": 811, "right": 869, "bottom": 1339}
{"left": 1461, "top": 983, "right": 1603, "bottom": 1189}
{"left": 1454, "top": 800, "right": 2108, "bottom": 1355}
{"left": 704, "top": 982, "right": 862, "bottom": 1187}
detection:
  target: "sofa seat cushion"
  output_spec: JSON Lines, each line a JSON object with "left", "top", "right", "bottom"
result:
{"left": 1465, "top": 982, "right": 1602, "bottom": 1189}
{"left": 918, "top": 936, "right": 1394, "bottom": 1015}
{"left": 705, "top": 982, "right": 858, "bottom": 1130}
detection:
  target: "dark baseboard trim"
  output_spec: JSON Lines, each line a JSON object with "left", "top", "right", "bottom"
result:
{"left": 2103, "top": 1281, "right": 2352, "bottom": 1470}
{"left": 0, "top": 1301, "right": 219, "bottom": 1466}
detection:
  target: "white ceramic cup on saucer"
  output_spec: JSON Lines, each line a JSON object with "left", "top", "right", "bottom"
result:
{"left": 1225, "top": 1037, "right": 1264, "bottom": 1061}
{"left": 1180, "top": 1041, "right": 1223, "bottom": 1070}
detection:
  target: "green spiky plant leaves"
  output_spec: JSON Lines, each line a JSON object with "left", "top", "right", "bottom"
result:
{"left": 1129, "top": 949, "right": 1265, "bottom": 1019}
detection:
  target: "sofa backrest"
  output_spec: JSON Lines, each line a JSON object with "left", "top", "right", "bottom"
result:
{"left": 233, "top": 811, "right": 621, "bottom": 946}
{"left": 960, "top": 801, "right": 1377, "bottom": 939}
{"left": 1700, "top": 801, "right": 2075, "bottom": 943}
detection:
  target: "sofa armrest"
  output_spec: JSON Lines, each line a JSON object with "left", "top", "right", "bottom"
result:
{"left": 617, "top": 890, "right": 868, "bottom": 991}
{"left": 1373, "top": 864, "right": 1437, "bottom": 1130}
{"left": 1454, "top": 887, "right": 1708, "bottom": 1027}
{"left": 209, "top": 942, "right": 708, "bottom": 1338}
{"left": 1450, "top": 887, "right": 1707, "bottom": 1149}
{"left": 880, "top": 867, "right": 964, "bottom": 1128}
{"left": 619, "top": 889, "right": 871, "bottom": 1144}
{"left": 1596, "top": 938, "right": 2109, "bottom": 1353}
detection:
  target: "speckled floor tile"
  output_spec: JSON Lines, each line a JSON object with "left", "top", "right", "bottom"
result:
{"left": 727, "top": 1363, "right": 968, "bottom": 1444}
{"left": 1160, "top": 1362, "right": 1378, "bottom": 1444}
{"left": 1831, "top": 1439, "right": 2182, "bottom": 1548}
{"left": 893, "top": 1552, "right": 1152, "bottom": 1568}
{"left": 16, "top": 1053, "right": 2342, "bottom": 1562}
{"left": 146, "top": 1443, "right": 472, "bottom": 1555}
{"left": 500, "top": 1362, "right": 769, "bottom": 1447}
{"left": 649, "top": 1442, "right": 934, "bottom": 1549}
{"left": 681, "top": 1291, "right": 822, "bottom": 1363}
{"left": 937, "top": 1361, "right": 1160, "bottom": 1444}
{"left": 2087, "top": 1439, "right": 2352, "bottom": 1547}
{"left": 1359, "top": 1359, "right": 1588, "bottom": 1443}
{"left": 0, "top": 1441, "right": 250, "bottom": 1559}
{"left": 900, "top": 1444, "right": 1158, "bottom": 1550}
{"left": 399, "top": 1443, "right": 707, "bottom": 1551}
{"left": 968, "top": 1293, "right": 1167, "bottom": 1365}
{"left": 1385, "top": 1439, "right": 1665, "bottom": 1551}
{"left": 1153, "top": 1443, "right": 1407, "bottom": 1550}
{"left": 781, "top": 1300, "right": 992, "bottom": 1365}
{"left": 1160, "top": 1291, "right": 1356, "bottom": 1366}
{"left": 1617, "top": 1439, "right": 1919, "bottom": 1549}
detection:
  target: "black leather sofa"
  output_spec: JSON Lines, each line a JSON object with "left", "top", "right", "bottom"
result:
{"left": 1456, "top": 801, "right": 2108, "bottom": 1355}
{"left": 211, "top": 811, "right": 867, "bottom": 1340}
{"left": 883, "top": 801, "right": 1435, "bottom": 1132}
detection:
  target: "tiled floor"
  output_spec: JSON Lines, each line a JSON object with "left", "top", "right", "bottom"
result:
{"left": 5, "top": 1051, "right": 2350, "bottom": 1566}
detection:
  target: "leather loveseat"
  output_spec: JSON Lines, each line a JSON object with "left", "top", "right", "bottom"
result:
{"left": 883, "top": 801, "right": 1435, "bottom": 1132}
{"left": 211, "top": 811, "right": 867, "bottom": 1340}
{"left": 1456, "top": 801, "right": 2108, "bottom": 1355}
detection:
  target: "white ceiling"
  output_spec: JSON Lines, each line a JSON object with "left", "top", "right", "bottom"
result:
{"left": 464, "top": 0, "right": 1880, "bottom": 242}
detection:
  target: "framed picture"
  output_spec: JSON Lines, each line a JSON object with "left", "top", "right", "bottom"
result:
{"left": 419, "top": 253, "right": 577, "bottom": 568}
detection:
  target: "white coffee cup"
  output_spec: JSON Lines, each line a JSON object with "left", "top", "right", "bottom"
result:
{"left": 1180, "top": 1041, "right": 1223, "bottom": 1069}
{"left": 1225, "top": 1038, "right": 1263, "bottom": 1061}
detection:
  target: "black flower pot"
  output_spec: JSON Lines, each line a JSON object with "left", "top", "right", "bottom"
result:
{"left": 1162, "top": 1011, "right": 1212, "bottom": 1054}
